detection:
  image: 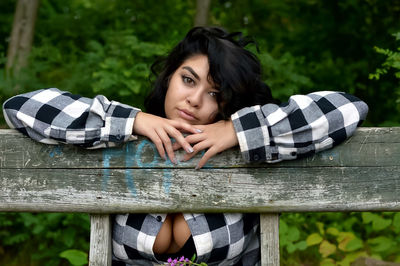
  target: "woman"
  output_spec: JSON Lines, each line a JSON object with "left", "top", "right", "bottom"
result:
{"left": 3, "top": 27, "right": 368, "bottom": 265}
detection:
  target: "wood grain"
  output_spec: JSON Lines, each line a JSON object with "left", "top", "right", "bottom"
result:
{"left": 89, "top": 214, "right": 112, "bottom": 266}
{"left": 260, "top": 213, "right": 280, "bottom": 266}
{"left": 1, "top": 127, "right": 399, "bottom": 266}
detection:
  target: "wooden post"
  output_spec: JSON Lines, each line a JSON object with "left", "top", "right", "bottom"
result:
{"left": 260, "top": 213, "right": 280, "bottom": 266}
{"left": 89, "top": 214, "right": 112, "bottom": 266}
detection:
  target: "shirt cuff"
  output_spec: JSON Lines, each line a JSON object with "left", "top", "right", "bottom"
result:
{"left": 231, "top": 105, "right": 272, "bottom": 162}
{"left": 100, "top": 100, "right": 141, "bottom": 144}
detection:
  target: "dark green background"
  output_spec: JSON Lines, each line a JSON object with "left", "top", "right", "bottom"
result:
{"left": 0, "top": 0, "right": 399, "bottom": 265}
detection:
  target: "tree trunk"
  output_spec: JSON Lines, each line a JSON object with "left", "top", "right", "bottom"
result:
{"left": 194, "top": 0, "right": 211, "bottom": 27}
{"left": 6, "top": 0, "right": 40, "bottom": 77}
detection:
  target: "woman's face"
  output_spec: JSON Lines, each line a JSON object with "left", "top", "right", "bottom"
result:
{"left": 164, "top": 54, "right": 220, "bottom": 125}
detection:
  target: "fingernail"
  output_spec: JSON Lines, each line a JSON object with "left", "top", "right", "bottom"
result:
{"left": 195, "top": 129, "right": 202, "bottom": 133}
{"left": 173, "top": 158, "right": 178, "bottom": 164}
{"left": 195, "top": 164, "right": 200, "bottom": 170}
{"left": 186, "top": 146, "right": 194, "bottom": 153}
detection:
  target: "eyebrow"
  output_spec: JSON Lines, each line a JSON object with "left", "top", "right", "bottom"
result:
{"left": 182, "top": 66, "right": 200, "bottom": 81}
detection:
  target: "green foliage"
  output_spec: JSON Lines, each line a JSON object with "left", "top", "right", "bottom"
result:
{"left": 0, "top": 0, "right": 400, "bottom": 265}
{"left": 280, "top": 212, "right": 400, "bottom": 265}
{"left": 370, "top": 32, "right": 400, "bottom": 80}
{"left": 59, "top": 249, "right": 88, "bottom": 266}
{"left": 0, "top": 213, "right": 90, "bottom": 265}
{"left": 369, "top": 32, "right": 400, "bottom": 112}
{"left": 86, "top": 30, "right": 167, "bottom": 107}
{"left": 257, "top": 50, "right": 312, "bottom": 100}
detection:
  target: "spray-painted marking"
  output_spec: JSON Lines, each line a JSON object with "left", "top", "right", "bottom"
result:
{"left": 49, "top": 146, "right": 63, "bottom": 158}
{"left": 101, "top": 140, "right": 213, "bottom": 197}
{"left": 135, "top": 140, "right": 173, "bottom": 195}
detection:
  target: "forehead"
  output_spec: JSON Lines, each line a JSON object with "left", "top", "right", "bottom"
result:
{"left": 180, "top": 54, "right": 209, "bottom": 71}
{"left": 179, "top": 54, "right": 217, "bottom": 87}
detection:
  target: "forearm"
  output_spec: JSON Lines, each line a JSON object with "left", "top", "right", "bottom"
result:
{"left": 2, "top": 88, "right": 141, "bottom": 148}
{"left": 231, "top": 91, "right": 369, "bottom": 163}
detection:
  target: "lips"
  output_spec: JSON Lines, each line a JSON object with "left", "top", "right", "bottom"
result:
{"left": 178, "top": 108, "right": 197, "bottom": 121}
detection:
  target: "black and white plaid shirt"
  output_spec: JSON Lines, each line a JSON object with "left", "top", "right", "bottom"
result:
{"left": 3, "top": 88, "right": 368, "bottom": 265}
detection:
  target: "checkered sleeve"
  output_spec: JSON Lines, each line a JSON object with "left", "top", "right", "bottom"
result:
{"left": 2, "top": 88, "right": 141, "bottom": 148}
{"left": 231, "top": 91, "right": 368, "bottom": 163}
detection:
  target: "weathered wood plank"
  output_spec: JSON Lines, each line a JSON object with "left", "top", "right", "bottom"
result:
{"left": 1, "top": 166, "right": 399, "bottom": 213}
{"left": 1, "top": 128, "right": 399, "bottom": 169}
{"left": 89, "top": 214, "right": 112, "bottom": 266}
{"left": 260, "top": 213, "right": 280, "bottom": 266}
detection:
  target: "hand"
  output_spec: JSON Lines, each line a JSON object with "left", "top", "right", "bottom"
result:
{"left": 174, "top": 120, "right": 239, "bottom": 169}
{"left": 133, "top": 112, "right": 200, "bottom": 163}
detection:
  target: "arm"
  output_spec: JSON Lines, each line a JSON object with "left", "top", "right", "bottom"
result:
{"left": 181, "top": 91, "right": 368, "bottom": 168}
{"left": 3, "top": 88, "right": 139, "bottom": 148}
{"left": 231, "top": 91, "right": 368, "bottom": 162}
{"left": 3, "top": 88, "right": 197, "bottom": 162}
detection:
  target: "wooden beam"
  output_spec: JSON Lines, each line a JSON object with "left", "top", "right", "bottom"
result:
{"left": 1, "top": 127, "right": 399, "bottom": 169}
{"left": 1, "top": 128, "right": 399, "bottom": 213}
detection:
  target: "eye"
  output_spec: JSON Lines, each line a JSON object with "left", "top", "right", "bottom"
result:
{"left": 208, "top": 91, "right": 219, "bottom": 98}
{"left": 182, "top": 75, "right": 195, "bottom": 86}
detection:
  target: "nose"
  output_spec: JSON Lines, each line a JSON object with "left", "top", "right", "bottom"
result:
{"left": 186, "top": 89, "right": 202, "bottom": 107}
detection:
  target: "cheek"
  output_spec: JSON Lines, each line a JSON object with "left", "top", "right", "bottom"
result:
{"left": 164, "top": 89, "right": 175, "bottom": 118}
{"left": 202, "top": 101, "right": 219, "bottom": 123}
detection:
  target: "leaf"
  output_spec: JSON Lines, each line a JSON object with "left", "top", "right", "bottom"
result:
{"left": 59, "top": 249, "right": 88, "bottom": 266}
{"left": 286, "top": 242, "right": 296, "bottom": 254}
{"left": 286, "top": 226, "right": 300, "bottom": 242}
{"left": 394, "top": 212, "right": 400, "bottom": 233}
{"left": 361, "top": 212, "right": 374, "bottom": 224}
{"left": 345, "top": 238, "right": 363, "bottom": 252}
{"left": 393, "top": 32, "right": 400, "bottom": 40}
{"left": 326, "top": 227, "right": 339, "bottom": 236}
{"left": 372, "top": 216, "right": 392, "bottom": 231}
{"left": 368, "top": 236, "right": 394, "bottom": 252}
{"left": 321, "top": 258, "right": 336, "bottom": 266}
{"left": 338, "top": 251, "right": 368, "bottom": 266}
{"left": 62, "top": 228, "right": 76, "bottom": 248}
{"left": 306, "top": 233, "right": 323, "bottom": 246}
{"left": 279, "top": 220, "right": 288, "bottom": 235}
{"left": 319, "top": 240, "right": 336, "bottom": 258}
{"left": 337, "top": 232, "right": 356, "bottom": 251}
{"left": 295, "top": 240, "right": 307, "bottom": 251}
{"left": 316, "top": 222, "right": 325, "bottom": 235}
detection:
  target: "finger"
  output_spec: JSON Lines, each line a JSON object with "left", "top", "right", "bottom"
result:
{"left": 156, "top": 128, "right": 177, "bottom": 164}
{"left": 172, "top": 142, "right": 182, "bottom": 151}
{"left": 165, "top": 126, "right": 195, "bottom": 154}
{"left": 184, "top": 133, "right": 205, "bottom": 145}
{"left": 169, "top": 120, "right": 203, "bottom": 134}
{"left": 182, "top": 140, "right": 210, "bottom": 162}
{"left": 148, "top": 133, "right": 166, "bottom": 160}
{"left": 196, "top": 148, "right": 218, "bottom": 169}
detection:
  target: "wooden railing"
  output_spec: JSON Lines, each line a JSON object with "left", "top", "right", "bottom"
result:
{"left": 0, "top": 127, "right": 399, "bottom": 265}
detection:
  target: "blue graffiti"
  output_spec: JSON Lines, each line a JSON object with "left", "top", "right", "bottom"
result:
{"left": 102, "top": 140, "right": 174, "bottom": 197}
{"left": 101, "top": 139, "right": 213, "bottom": 197}
{"left": 135, "top": 140, "right": 158, "bottom": 167}
{"left": 102, "top": 152, "right": 112, "bottom": 192}
{"left": 135, "top": 140, "right": 173, "bottom": 194}
{"left": 49, "top": 146, "right": 63, "bottom": 158}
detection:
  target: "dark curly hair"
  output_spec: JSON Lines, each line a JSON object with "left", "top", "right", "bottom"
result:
{"left": 145, "top": 27, "right": 276, "bottom": 121}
